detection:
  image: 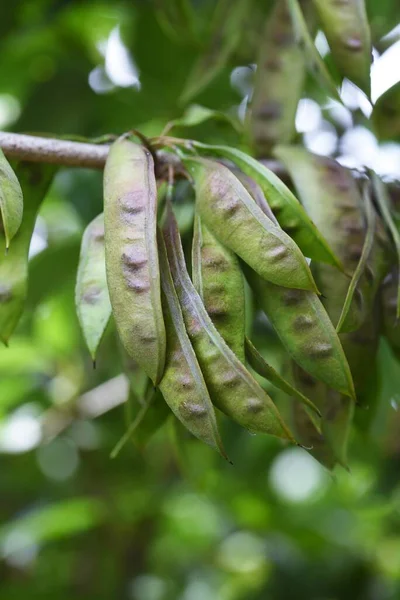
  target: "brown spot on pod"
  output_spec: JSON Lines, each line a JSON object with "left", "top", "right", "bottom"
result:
{"left": 180, "top": 401, "right": 207, "bottom": 418}
{"left": 256, "top": 101, "right": 282, "bottom": 121}
{"left": 139, "top": 332, "right": 157, "bottom": 344}
{"left": 91, "top": 226, "right": 105, "bottom": 242}
{"left": 273, "top": 31, "right": 294, "bottom": 47}
{"left": 203, "top": 253, "right": 230, "bottom": 271}
{"left": 125, "top": 277, "right": 151, "bottom": 293}
{"left": 264, "top": 57, "right": 281, "bottom": 71}
{"left": 293, "top": 315, "right": 314, "bottom": 330}
{"left": 82, "top": 286, "right": 101, "bottom": 305}
{"left": 207, "top": 305, "right": 228, "bottom": 319}
{"left": 308, "top": 343, "right": 332, "bottom": 359}
{"left": 267, "top": 244, "right": 288, "bottom": 262}
{"left": 283, "top": 289, "right": 302, "bottom": 306}
{"left": 222, "top": 200, "right": 241, "bottom": 217}
{"left": 246, "top": 398, "right": 265, "bottom": 414}
{"left": 178, "top": 373, "right": 194, "bottom": 389}
{"left": 120, "top": 191, "right": 145, "bottom": 214}
{"left": 122, "top": 249, "right": 147, "bottom": 271}
{"left": 221, "top": 371, "right": 241, "bottom": 388}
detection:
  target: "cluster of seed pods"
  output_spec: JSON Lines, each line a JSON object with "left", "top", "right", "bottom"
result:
{"left": 61, "top": 134, "right": 400, "bottom": 468}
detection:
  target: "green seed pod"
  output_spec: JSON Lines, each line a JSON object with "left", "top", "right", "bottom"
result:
{"left": 75, "top": 213, "right": 111, "bottom": 362}
{"left": 184, "top": 155, "right": 318, "bottom": 292}
{"left": 192, "top": 141, "right": 342, "bottom": 269}
{"left": 292, "top": 363, "right": 353, "bottom": 468}
{"left": 292, "top": 404, "right": 336, "bottom": 470}
{"left": 163, "top": 204, "right": 295, "bottom": 442}
{"left": 0, "top": 148, "right": 24, "bottom": 250}
{"left": 157, "top": 230, "right": 227, "bottom": 458}
{"left": 0, "top": 162, "right": 55, "bottom": 344}
{"left": 103, "top": 138, "right": 166, "bottom": 385}
{"left": 248, "top": 0, "right": 308, "bottom": 155}
{"left": 287, "top": 0, "right": 342, "bottom": 102}
{"left": 245, "top": 337, "right": 321, "bottom": 415}
{"left": 276, "top": 146, "right": 390, "bottom": 331}
{"left": 192, "top": 213, "right": 245, "bottom": 361}
{"left": 312, "top": 0, "right": 371, "bottom": 96}
{"left": 244, "top": 267, "right": 355, "bottom": 400}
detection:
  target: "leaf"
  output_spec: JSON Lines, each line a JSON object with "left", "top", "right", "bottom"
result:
{"left": 372, "top": 172, "right": 400, "bottom": 318}
{"left": 0, "top": 148, "right": 23, "bottom": 249}
{"left": 191, "top": 141, "right": 342, "bottom": 269}
{"left": 75, "top": 213, "right": 112, "bottom": 361}
{"left": 179, "top": 0, "right": 250, "bottom": 104}
{"left": 163, "top": 104, "right": 240, "bottom": 135}
{"left": 245, "top": 337, "right": 321, "bottom": 416}
{"left": 312, "top": 0, "right": 371, "bottom": 96}
{"left": 287, "top": 0, "right": 342, "bottom": 102}
{"left": 336, "top": 186, "right": 376, "bottom": 332}
{"left": 0, "top": 162, "right": 55, "bottom": 344}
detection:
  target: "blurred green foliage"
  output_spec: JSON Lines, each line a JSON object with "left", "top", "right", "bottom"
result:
{"left": 1, "top": 1, "right": 400, "bottom": 599}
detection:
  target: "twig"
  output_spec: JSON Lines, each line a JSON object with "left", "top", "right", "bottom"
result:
{"left": 0, "top": 131, "right": 286, "bottom": 175}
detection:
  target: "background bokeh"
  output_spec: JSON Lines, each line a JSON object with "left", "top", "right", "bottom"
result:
{"left": 1, "top": 1, "right": 400, "bottom": 598}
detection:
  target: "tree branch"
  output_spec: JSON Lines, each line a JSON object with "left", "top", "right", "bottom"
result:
{"left": 0, "top": 131, "right": 285, "bottom": 176}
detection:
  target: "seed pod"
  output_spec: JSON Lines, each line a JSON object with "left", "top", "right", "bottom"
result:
{"left": 287, "top": 0, "right": 342, "bottom": 101}
{"left": 157, "top": 230, "right": 227, "bottom": 458}
{"left": 103, "top": 138, "right": 166, "bottom": 385}
{"left": 0, "top": 162, "right": 55, "bottom": 344}
{"left": 192, "top": 213, "right": 245, "bottom": 361}
{"left": 163, "top": 204, "right": 295, "bottom": 442}
{"left": 292, "top": 362, "right": 353, "bottom": 468}
{"left": 249, "top": 0, "right": 308, "bottom": 155}
{"left": 76, "top": 213, "right": 111, "bottom": 362}
{"left": 192, "top": 141, "right": 342, "bottom": 268}
{"left": 244, "top": 267, "right": 355, "bottom": 400}
{"left": 0, "top": 148, "right": 23, "bottom": 250}
{"left": 291, "top": 401, "right": 336, "bottom": 470}
{"left": 184, "top": 155, "right": 318, "bottom": 292}
{"left": 312, "top": 0, "right": 371, "bottom": 96}
{"left": 232, "top": 169, "right": 279, "bottom": 225}
{"left": 276, "top": 146, "right": 390, "bottom": 330}
{"left": 245, "top": 337, "right": 321, "bottom": 416}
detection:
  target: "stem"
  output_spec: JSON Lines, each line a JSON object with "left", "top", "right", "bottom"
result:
{"left": 0, "top": 131, "right": 286, "bottom": 176}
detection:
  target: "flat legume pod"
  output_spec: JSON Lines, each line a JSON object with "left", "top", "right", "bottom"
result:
{"left": 75, "top": 213, "right": 111, "bottom": 361}
{"left": 191, "top": 141, "right": 342, "bottom": 268}
{"left": 244, "top": 267, "right": 355, "bottom": 400}
{"left": 312, "top": 0, "right": 371, "bottom": 96}
{"left": 184, "top": 155, "right": 318, "bottom": 292}
{"left": 157, "top": 230, "right": 227, "bottom": 458}
{"left": 0, "top": 162, "right": 55, "bottom": 344}
{"left": 163, "top": 204, "right": 295, "bottom": 442}
{"left": 0, "top": 148, "right": 23, "bottom": 250}
{"left": 103, "top": 138, "right": 166, "bottom": 385}
{"left": 249, "top": 0, "right": 308, "bottom": 155}
{"left": 276, "top": 146, "right": 390, "bottom": 331}
{"left": 192, "top": 213, "right": 245, "bottom": 361}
